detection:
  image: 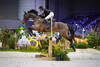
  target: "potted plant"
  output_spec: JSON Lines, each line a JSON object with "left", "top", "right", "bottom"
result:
{"left": 53, "top": 44, "right": 61, "bottom": 61}
{"left": 55, "top": 49, "right": 61, "bottom": 61}
{"left": 53, "top": 42, "right": 70, "bottom": 61}
{"left": 60, "top": 50, "right": 70, "bottom": 61}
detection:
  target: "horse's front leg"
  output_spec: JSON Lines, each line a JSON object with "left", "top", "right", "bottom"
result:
{"left": 29, "top": 25, "right": 44, "bottom": 32}
{"left": 26, "top": 26, "right": 36, "bottom": 36}
{"left": 28, "top": 25, "right": 36, "bottom": 30}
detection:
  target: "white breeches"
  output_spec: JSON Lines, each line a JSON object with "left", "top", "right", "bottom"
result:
{"left": 45, "top": 12, "right": 54, "bottom": 20}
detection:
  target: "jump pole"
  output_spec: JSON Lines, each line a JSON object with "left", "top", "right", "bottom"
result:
{"left": 51, "top": 17, "right": 53, "bottom": 37}
{"left": 48, "top": 17, "right": 53, "bottom": 57}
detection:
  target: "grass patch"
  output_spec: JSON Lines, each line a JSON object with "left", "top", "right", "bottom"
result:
{"left": 65, "top": 48, "right": 74, "bottom": 53}
{"left": 0, "top": 49, "right": 40, "bottom": 53}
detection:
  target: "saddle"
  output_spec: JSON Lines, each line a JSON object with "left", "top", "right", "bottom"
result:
{"left": 48, "top": 19, "right": 56, "bottom": 22}
{"left": 43, "top": 19, "right": 56, "bottom": 23}
{"left": 43, "top": 19, "right": 55, "bottom": 30}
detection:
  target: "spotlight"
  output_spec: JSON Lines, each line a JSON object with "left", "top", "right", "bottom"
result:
{"left": 83, "top": 28, "right": 85, "bottom": 32}
{"left": 76, "top": 24, "right": 78, "bottom": 26}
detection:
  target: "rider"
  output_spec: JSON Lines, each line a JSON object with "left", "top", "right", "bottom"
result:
{"left": 38, "top": 6, "right": 54, "bottom": 29}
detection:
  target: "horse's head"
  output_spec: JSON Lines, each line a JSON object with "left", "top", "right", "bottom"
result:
{"left": 22, "top": 11, "right": 28, "bottom": 24}
{"left": 28, "top": 9, "right": 38, "bottom": 15}
{"left": 22, "top": 9, "right": 38, "bottom": 24}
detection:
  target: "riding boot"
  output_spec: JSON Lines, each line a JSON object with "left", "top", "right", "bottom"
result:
{"left": 44, "top": 20, "right": 48, "bottom": 24}
{"left": 46, "top": 23, "right": 51, "bottom": 29}
{"left": 44, "top": 20, "right": 51, "bottom": 29}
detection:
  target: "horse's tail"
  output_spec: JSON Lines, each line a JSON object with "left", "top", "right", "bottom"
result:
{"left": 67, "top": 24, "right": 75, "bottom": 41}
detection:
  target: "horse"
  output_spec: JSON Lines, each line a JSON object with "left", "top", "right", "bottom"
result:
{"left": 22, "top": 9, "right": 76, "bottom": 51}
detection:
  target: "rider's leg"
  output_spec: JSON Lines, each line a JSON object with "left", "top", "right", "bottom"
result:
{"left": 45, "top": 12, "right": 54, "bottom": 30}
{"left": 45, "top": 12, "right": 54, "bottom": 20}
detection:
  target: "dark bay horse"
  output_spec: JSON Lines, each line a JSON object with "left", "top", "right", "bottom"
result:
{"left": 22, "top": 10, "right": 76, "bottom": 51}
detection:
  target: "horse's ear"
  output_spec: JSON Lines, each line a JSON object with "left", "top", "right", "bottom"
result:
{"left": 24, "top": 11, "right": 27, "bottom": 14}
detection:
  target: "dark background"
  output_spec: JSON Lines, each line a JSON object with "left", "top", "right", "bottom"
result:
{"left": 0, "top": 0, "right": 99, "bottom": 20}
{"left": 0, "top": 0, "right": 18, "bottom": 19}
{"left": 48, "top": 0, "right": 100, "bottom": 21}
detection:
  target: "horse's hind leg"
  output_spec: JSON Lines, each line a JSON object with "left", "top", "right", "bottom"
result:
{"left": 70, "top": 39, "right": 76, "bottom": 52}
{"left": 66, "top": 32, "right": 76, "bottom": 52}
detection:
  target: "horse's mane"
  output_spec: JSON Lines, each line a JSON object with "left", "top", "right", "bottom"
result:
{"left": 28, "top": 9, "right": 38, "bottom": 15}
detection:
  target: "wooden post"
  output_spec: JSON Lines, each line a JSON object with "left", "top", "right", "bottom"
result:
{"left": 48, "top": 40, "right": 52, "bottom": 57}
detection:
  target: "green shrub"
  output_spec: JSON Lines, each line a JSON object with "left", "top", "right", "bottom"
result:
{"left": 40, "top": 40, "right": 49, "bottom": 51}
{"left": 60, "top": 50, "right": 70, "bottom": 61}
{"left": 0, "top": 29, "right": 22, "bottom": 49}
{"left": 53, "top": 45, "right": 61, "bottom": 56}
{"left": 61, "top": 37, "right": 66, "bottom": 43}
{"left": 74, "top": 43, "right": 87, "bottom": 48}
{"left": 53, "top": 44, "right": 70, "bottom": 61}
{"left": 78, "top": 43, "right": 87, "bottom": 48}
{"left": 7, "top": 35, "right": 16, "bottom": 49}
{"left": 95, "top": 31, "right": 100, "bottom": 50}
{"left": 74, "top": 43, "right": 78, "bottom": 48}
{"left": 0, "top": 29, "right": 15, "bottom": 48}
{"left": 97, "top": 32, "right": 100, "bottom": 46}
{"left": 88, "top": 32, "right": 98, "bottom": 48}
{"left": 41, "top": 49, "right": 48, "bottom": 54}
{"left": 65, "top": 48, "right": 74, "bottom": 53}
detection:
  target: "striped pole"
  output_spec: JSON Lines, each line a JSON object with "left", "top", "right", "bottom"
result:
{"left": 74, "top": 37, "right": 88, "bottom": 45}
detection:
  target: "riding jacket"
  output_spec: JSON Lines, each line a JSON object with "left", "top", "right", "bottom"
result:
{"left": 40, "top": 9, "right": 51, "bottom": 18}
